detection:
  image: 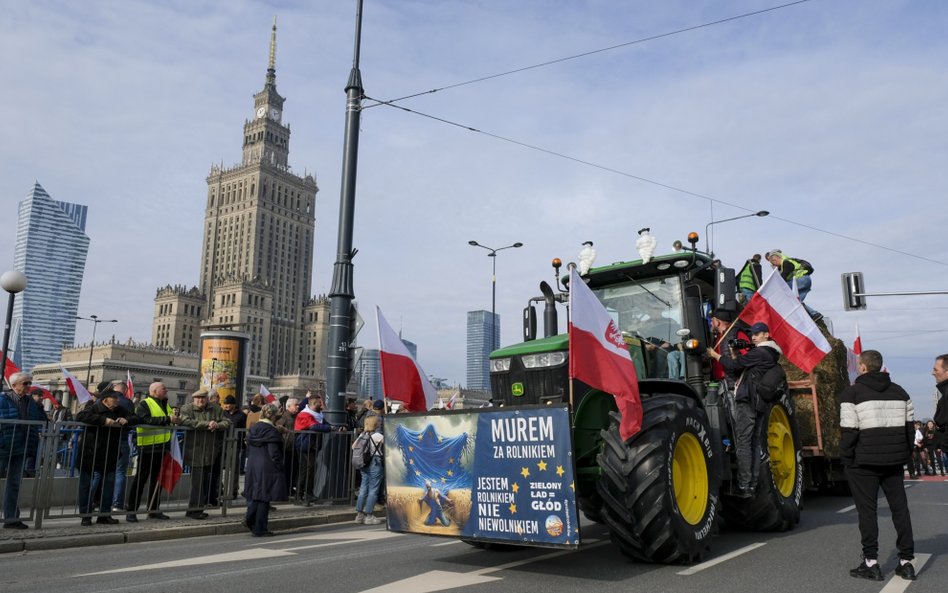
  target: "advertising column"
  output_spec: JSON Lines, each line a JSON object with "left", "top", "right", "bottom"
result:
{"left": 199, "top": 331, "right": 249, "bottom": 405}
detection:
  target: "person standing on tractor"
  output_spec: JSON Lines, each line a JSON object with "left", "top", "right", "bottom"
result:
{"left": 840, "top": 349, "right": 916, "bottom": 582}
{"left": 765, "top": 249, "right": 822, "bottom": 322}
{"left": 708, "top": 309, "right": 751, "bottom": 391}
{"left": 707, "top": 322, "right": 782, "bottom": 498}
{"left": 737, "top": 254, "right": 763, "bottom": 303}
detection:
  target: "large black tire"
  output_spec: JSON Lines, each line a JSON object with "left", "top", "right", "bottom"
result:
{"left": 722, "top": 394, "right": 803, "bottom": 531}
{"left": 597, "top": 395, "right": 720, "bottom": 564}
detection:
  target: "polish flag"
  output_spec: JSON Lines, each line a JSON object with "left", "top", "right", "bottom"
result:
{"left": 377, "top": 307, "right": 436, "bottom": 412}
{"left": 61, "top": 366, "right": 93, "bottom": 405}
{"left": 126, "top": 371, "right": 135, "bottom": 401}
{"left": 852, "top": 322, "right": 863, "bottom": 355}
{"left": 30, "top": 383, "right": 59, "bottom": 408}
{"left": 2, "top": 352, "right": 20, "bottom": 388}
{"left": 446, "top": 391, "right": 459, "bottom": 410}
{"left": 259, "top": 384, "right": 276, "bottom": 403}
{"left": 846, "top": 323, "right": 863, "bottom": 384}
{"left": 159, "top": 432, "right": 184, "bottom": 493}
{"left": 568, "top": 267, "right": 642, "bottom": 440}
{"left": 739, "top": 272, "right": 831, "bottom": 373}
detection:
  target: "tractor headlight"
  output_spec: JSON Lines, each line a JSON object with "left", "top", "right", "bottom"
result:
{"left": 490, "top": 358, "right": 512, "bottom": 372}
{"left": 521, "top": 352, "right": 567, "bottom": 369}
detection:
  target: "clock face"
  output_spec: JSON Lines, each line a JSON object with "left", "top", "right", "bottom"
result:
{"left": 270, "top": 108, "right": 281, "bottom": 121}
{"left": 256, "top": 107, "right": 266, "bottom": 118}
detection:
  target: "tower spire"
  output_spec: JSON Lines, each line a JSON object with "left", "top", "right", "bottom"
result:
{"left": 266, "top": 16, "right": 277, "bottom": 87}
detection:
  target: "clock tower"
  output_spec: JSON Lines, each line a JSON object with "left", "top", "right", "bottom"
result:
{"left": 242, "top": 18, "right": 289, "bottom": 168}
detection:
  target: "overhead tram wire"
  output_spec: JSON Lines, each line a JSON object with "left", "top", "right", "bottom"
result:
{"left": 363, "top": 0, "right": 817, "bottom": 109}
{"left": 366, "top": 97, "right": 948, "bottom": 269}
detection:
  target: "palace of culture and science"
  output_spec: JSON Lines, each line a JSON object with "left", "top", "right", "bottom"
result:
{"left": 150, "top": 22, "right": 329, "bottom": 394}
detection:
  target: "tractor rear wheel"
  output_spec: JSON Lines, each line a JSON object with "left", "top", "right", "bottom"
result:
{"left": 722, "top": 395, "right": 803, "bottom": 531}
{"left": 597, "top": 395, "right": 719, "bottom": 563}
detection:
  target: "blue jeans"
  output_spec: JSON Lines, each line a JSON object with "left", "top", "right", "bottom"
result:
{"left": 355, "top": 456, "right": 382, "bottom": 513}
{"left": 79, "top": 469, "right": 117, "bottom": 515}
{"left": 788, "top": 275, "right": 820, "bottom": 317}
{"left": 0, "top": 453, "right": 25, "bottom": 523}
{"left": 112, "top": 437, "right": 131, "bottom": 508}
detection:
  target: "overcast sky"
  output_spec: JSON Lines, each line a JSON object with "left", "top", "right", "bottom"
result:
{"left": 2, "top": 0, "right": 946, "bottom": 416}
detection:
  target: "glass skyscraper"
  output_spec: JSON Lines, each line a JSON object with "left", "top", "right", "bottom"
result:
{"left": 466, "top": 309, "right": 499, "bottom": 391}
{"left": 10, "top": 182, "right": 90, "bottom": 372}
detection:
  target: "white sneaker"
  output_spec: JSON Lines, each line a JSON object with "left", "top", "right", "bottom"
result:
{"left": 363, "top": 515, "right": 382, "bottom": 525}
{"left": 354, "top": 512, "right": 365, "bottom": 524}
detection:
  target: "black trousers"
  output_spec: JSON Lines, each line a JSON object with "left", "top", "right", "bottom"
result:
{"left": 188, "top": 465, "right": 214, "bottom": 510}
{"left": 845, "top": 465, "right": 914, "bottom": 561}
{"left": 127, "top": 446, "right": 166, "bottom": 513}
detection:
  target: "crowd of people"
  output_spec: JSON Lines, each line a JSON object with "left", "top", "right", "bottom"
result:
{"left": 1, "top": 374, "right": 390, "bottom": 534}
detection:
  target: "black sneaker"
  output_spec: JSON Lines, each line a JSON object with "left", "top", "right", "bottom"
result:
{"left": 126, "top": 514, "right": 138, "bottom": 523}
{"left": 96, "top": 516, "right": 120, "bottom": 525}
{"left": 80, "top": 517, "right": 93, "bottom": 527}
{"left": 894, "top": 562, "right": 916, "bottom": 581}
{"left": 850, "top": 562, "right": 883, "bottom": 581}
{"left": 148, "top": 512, "right": 171, "bottom": 520}
{"left": 2, "top": 521, "right": 29, "bottom": 530}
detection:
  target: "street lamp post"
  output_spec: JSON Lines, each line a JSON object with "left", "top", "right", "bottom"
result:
{"left": 76, "top": 314, "right": 118, "bottom": 387}
{"left": 1, "top": 270, "right": 28, "bottom": 390}
{"left": 468, "top": 241, "right": 523, "bottom": 352}
{"left": 705, "top": 210, "right": 769, "bottom": 255}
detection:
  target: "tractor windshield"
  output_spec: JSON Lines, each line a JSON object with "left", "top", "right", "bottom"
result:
{"left": 592, "top": 277, "right": 685, "bottom": 379}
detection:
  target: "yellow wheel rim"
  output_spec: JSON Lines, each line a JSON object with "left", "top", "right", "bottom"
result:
{"left": 768, "top": 406, "right": 797, "bottom": 497}
{"left": 672, "top": 432, "right": 709, "bottom": 525}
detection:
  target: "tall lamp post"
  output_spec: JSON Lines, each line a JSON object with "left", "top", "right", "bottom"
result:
{"left": 1, "top": 270, "right": 28, "bottom": 390}
{"left": 76, "top": 314, "right": 118, "bottom": 387}
{"left": 705, "top": 210, "right": 769, "bottom": 255}
{"left": 468, "top": 241, "right": 523, "bottom": 352}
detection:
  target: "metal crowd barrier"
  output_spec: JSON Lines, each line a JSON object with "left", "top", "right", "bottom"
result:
{"left": 0, "top": 418, "right": 359, "bottom": 529}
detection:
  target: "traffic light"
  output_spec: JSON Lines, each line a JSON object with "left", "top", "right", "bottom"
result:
{"left": 841, "top": 272, "right": 867, "bottom": 311}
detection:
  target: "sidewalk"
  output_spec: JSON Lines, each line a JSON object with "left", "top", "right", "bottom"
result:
{"left": 0, "top": 501, "right": 367, "bottom": 554}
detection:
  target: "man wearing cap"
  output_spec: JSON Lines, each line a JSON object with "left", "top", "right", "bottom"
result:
{"left": 707, "top": 322, "right": 783, "bottom": 498}
{"left": 126, "top": 381, "right": 180, "bottom": 522}
{"left": 765, "top": 249, "right": 822, "bottom": 321}
{"left": 76, "top": 386, "right": 139, "bottom": 525}
{"left": 0, "top": 372, "right": 46, "bottom": 529}
{"left": 219, "top": 395, "right": 247, "bottom": 498}
{"left": 108, "top": 379, "right": 135, "bottom": 512}
{"left": 709, "top": 309, "right": 751, "bottom": 389}
{"left": 180, "top": 389, "right": 231, "bottom": 518}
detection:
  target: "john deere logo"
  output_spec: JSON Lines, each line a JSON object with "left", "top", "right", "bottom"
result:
{"left": 511, "top": 382, "right": 525, "bottom": 397}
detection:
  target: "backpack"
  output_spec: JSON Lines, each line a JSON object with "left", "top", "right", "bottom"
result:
{"left": 351, "top": 432, "right": 380, "bottom": 470}
{"left": 796, "top": 258, "right": 814, "bottom": 275}
{"left": 754, "top": 363, "right": 788, "bottom": 404}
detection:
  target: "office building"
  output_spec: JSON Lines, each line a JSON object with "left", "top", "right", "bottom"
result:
{"left": 9, "top": 182, "right": 90, "bottom": 371}
{"left": 466, "top": 309, "right": 499, "bottom": 391}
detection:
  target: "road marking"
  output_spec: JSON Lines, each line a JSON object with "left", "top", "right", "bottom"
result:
{"left": 357, "top": 540, "right": 610, "bottom": 593}
{"left": 879, "top": 553, "right": 931, "bottom": 593}
{"left": 78, "top": 548, "right": 296, "bottom": 575}
{"left": 837, "top": 504, "right": 857, "bottom": 514}
{"left": 431, "top": 539, "right": 463, "bottom": 547}
{"left": 677, "top": 542, "right": 767, "bottom": 575}
{"left": 281, "top": 528, "right": 402, "bottom": 551}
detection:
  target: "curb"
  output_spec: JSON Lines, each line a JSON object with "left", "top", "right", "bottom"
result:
{"left": 2, "top": 510, "right": 359, "bottom": 555}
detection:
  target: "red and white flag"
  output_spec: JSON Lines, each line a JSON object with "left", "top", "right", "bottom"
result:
{"left": 377, "top": 307, "right": 436, "bottom": 412}
{"left": 568, "top": 267, "right": 642, "bottom": 440}
{"left": 846, "top": 323, "right": 863, "bottom": 385}
{"left": 446, "top": 391, "right": 459, "bottom": 410}
{"left": 126, "top": 370, "right": 135, "bottom": 401}
{"left": 739, "top": 272, "right": 831, "bottom": 373}
{"left": 32, "top": 383, "right": 59, "bottom": 408}
{"left": 2, "top": 352, "right": 20, "bottom": 388}
{"left": 61, "top": 366, "right": 93, "bottom": 405}
{"left": 159, "top": 433, "right": 184, "bottom": 493}
{"left": 259, "top": 384, "right": 276, "bottom": 403}
{"left": 852, "top": 322, "right": 863, "bottom": 355}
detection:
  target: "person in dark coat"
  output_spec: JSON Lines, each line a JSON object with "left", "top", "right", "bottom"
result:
{"left": 932, "top": 354, "right": 948, "bottom": 451}
{"left": 707, "top": 321, "right": 782, "bottom": 498}
{"left": 840, "top": 349, "right": 916, "bottom": 582}
{"left": 75, "top": 388, "right": 139, "bottom": 525}
{"left": 243, "top": 403, "right": 287, "bottom": 537}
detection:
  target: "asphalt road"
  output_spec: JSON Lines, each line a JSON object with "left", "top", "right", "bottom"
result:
{"left": 4, "top": 480, "right": 946, "bottom": 593}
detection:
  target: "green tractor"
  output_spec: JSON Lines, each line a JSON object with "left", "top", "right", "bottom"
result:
{"left": 488, "top": 245, "right": 804, "bottom": 563}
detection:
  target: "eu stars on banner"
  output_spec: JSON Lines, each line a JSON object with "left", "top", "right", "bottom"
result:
{"left": 568, "top": 267, "right": 642, "bottom": 440}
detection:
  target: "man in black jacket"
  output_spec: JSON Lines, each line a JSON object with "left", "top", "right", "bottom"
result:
{"left": 706, "top": 321, "right": 781, "bottom": 498}
{"left": 933, "top": 354, "right": 948, "bottom": 451}
{"left": 840, "top": 350, "right": 916, "bottom": 582}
